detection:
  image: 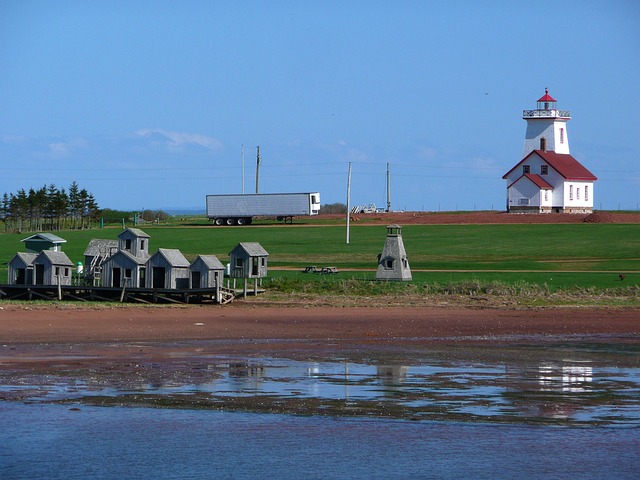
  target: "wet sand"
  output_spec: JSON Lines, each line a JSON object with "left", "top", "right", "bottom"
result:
{"left": 1, "top": 303, "right": 638, "bottom": 348}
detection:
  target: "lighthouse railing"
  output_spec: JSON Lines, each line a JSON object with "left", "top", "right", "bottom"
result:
{"left": 523, "top": 109, "right": 571, "bottom": 118}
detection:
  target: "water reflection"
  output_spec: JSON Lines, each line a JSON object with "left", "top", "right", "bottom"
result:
{"left": 1, "top": 346, "right": 639, "bottom": 425}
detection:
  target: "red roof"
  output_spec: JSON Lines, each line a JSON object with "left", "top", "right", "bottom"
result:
{"left": 537, "top": 87, "right": 556, "bottom": 103}
{"left": 507, "top": 173, "right": 554, "bottom": 190}
{"left": 503, "top": 150, "right": 597, "bottom": 181}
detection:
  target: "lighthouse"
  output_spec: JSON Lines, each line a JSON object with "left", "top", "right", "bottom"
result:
{"left": 503, "top": 89, "right": 597, "bottom": 214}
{"left": 522, "top": 88, "right": 571, "bottom": 156}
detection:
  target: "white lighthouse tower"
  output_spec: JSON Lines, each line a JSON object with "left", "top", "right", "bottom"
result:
{"left": 522, "top": 88, "right": 571, "bottom": 156}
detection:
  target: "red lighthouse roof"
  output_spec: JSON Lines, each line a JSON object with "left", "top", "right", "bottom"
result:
{"left": 537, "top": 87, "right": 556, "bottom": 103}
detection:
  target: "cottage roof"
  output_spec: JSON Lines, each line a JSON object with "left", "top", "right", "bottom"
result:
{"left": 11, "top": 252, "right": 37, "bottom": 265}
{"left": 119, "top": 227, "right": 150, "bottom": 238}
{"left": 36, "top": 250, "right": 74, "bottom": 266}
{"left": 193, "top": 254, "right": 225, "bottom": 270}
{"left": 230, "top": 242, "right": 269, "bottom": 257}
{"left": 83, "top": 239, "right": 118, "bottom": 256}
{"left": 508, "top": 173, "right": 554, "bottom": 190}
{"left": 156, "top": 248, "right": 190, "bottom": 267}
{"left": 20, "top": 233, "right": 67, "bottom": 244}
{"left": 107, "top": 249, "right": 149, "bottom": 265}
{"left": 503, "top": 150, "right": 597, "bottom": 181}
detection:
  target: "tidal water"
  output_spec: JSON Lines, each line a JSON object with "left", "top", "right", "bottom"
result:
{"left": 1, "top": 340, "right": 639, "bottom": 478}
{"left": 1, "top": 402, "right": 639, "bottom": 480}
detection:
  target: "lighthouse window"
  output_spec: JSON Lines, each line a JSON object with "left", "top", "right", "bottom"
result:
{"left": 541, "top": 165, "right": 548, "bottom": 175}
{"left": 523, "top": 165, "right": 530, "bottom": 174}
{"left": 560, "top": 128, "right": 564, "bottom": 144}
{"left": 540, "top": 138, "right": 547, "bottom": 151}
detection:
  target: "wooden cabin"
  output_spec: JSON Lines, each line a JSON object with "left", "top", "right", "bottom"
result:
{"left": 21, "top": 233, "right": 66, "bottom": 253}
{"left": 118, "top": 228, "right": 150, "bottom": 257}
{"left": 83, "top": 239, "right": 118, "bottom": 285}
{"left": 7, "top": 252, "right": 37, "bottom": 285}
{"left": 146, "top": 248, "right": 190, "bottom": 289}
{"left": 101, "top": 250, "right": 147, "bottom": 288}
{"left": 33, "top": 250, "right": 74, "bottom": 286}
{"left": 190, "top": 254, "right": 225, "bottom": 289}
{"left": 228, "top": 242, "right": 269, "bottom": 279}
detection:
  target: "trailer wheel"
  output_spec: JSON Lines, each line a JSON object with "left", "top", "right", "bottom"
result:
{"left": 236, "top": 218, "right": 246, "bottom": 226}
{"left": 226, "top": 218, "right": 234, "bottom": 226}
{"left": 214, "top": 218, "right": 224, "bottom": 226}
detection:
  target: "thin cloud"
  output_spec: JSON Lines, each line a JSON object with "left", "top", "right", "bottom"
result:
{"left": 136, "top": 129, "right": 223, "bottom": 151}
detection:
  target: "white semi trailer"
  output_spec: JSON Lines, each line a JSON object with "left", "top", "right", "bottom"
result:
{"left": 206, "top": 192, "right": 321, "bottom": 225}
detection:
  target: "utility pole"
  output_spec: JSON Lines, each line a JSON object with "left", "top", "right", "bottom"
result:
{"left": 386, "top": 162, "right": 391, "bottom": 212}
{"left": 255, "top": 146, "right": 261, "bottom": 194}
{"left": 346, "top": 162, "right": 352, "bottom": 244}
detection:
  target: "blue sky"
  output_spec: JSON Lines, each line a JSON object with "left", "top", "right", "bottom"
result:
{"left": 1, "top": 1, "right": 639, "bottom": 212}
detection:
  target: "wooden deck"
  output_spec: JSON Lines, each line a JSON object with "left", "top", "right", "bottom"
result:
{"left": 0, "top": 284, "right": 236, "bottom": 305}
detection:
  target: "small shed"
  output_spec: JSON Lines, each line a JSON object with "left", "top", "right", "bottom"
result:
{"left": 7, "top": 252, "right": 37, "bottom": 285}
{"left": 228, "top": 242, "right": 269, "bottom": 279}
{"left": 83, "top": 239, "right": 118, "bottom": 284}
{"left": 33, "top": 250, "right": 74, "bottom": 286}
{"left": 190, "top": 254, "right": 225, "bottom": 289}
{"left": 118, "top": 228, "right": 150, "bottom": 258}
{"left": 376, "top": 224, "right": 412, "bottom": 282}
{"left": 101, "top": 250, "right": 148, "bottom": 288}
{"left": 146, "top": 248, "right": 190, "bottom": 289}
{"left": 21, "top": 233, "right": 67, "bottom": 253}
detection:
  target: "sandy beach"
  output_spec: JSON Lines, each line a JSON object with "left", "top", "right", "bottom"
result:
{"left": 1, "top": 303, "right": 638, "bottom": 348}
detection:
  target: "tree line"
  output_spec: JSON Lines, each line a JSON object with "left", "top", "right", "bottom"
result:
{"left": 1, "top": 181, "right": 100, "bottom": 233}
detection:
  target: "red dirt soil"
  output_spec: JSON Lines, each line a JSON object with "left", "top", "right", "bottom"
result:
{"left": 322, "top": 211, "right": 640, "bottom": 225}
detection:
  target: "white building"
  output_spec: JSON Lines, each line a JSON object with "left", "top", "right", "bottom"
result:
{"left": 503, "top": 89, "right": 597, "bottom": 213}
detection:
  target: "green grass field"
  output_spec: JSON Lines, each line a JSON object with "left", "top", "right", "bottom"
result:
{"left": 1, "top": 222, "right": 639, "bottom": 294}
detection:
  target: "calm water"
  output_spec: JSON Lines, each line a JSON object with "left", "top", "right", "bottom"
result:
{"left": 1, "top": 402, "right": 639, "bottom": 480}
{"left": 1, "top": 340, "right": 639, "bottom": 478}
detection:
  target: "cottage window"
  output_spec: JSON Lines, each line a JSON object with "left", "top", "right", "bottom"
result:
{"left": 569, "top": 185, "right": 573, "bottom": 201}
{"left": 523, "top": 165, "right": 530, "bottom": 174}
{"left": 544, "top": 190, "right": 548, "bottom": 201}
{"left": 585, "top": 186, "right": 589, "bottom": 201}
{"left": 541, "top": 165, "right": 548, "bottom": 175}
{"left": 64, "top": 268, "right": 69, "bottom": 277}
{"left": 141, "top": 240, "right": 145, "bottom": 251}
{"left": 55, "top": 266, "right": 60, "bottom": 276}
{"left": 261, "top": 258, "right": 266, "bottom": 267}
{"left": 125, "top": 239, "right": 132, "bottom": 250}
{"left": 235, "top": 257, "right": 243, "bottom": 268}
{"left": 125, "top": 268, "right": 132, "bottom": 278}
{"left": 576, "top": 188, "right": 580, "bottom": 200}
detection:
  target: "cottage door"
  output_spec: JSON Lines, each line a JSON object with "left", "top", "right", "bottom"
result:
{"left": 113, "top": 268, "right": 121, "bottom": 288}
{"left": 152, "top": 267, "right": 166, "bottom": 289}
{"left": 35, "top": 264, "right": 45, "bottom": 285}
{"left": 191, "top": 271, "right": 201, "bottom": 289}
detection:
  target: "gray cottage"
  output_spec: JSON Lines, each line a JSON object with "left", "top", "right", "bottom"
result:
{"left": 228, "top": 242, "right": 269, "bottom": 279}
{"left": 33, "top": 250, "right": 74, "bottom": 286}
{"left": 101, "top": 250, "right": 148, "bottom": 288}
{"left": 190, "top": 255, "right": 225, "bottom": 289}
{"left": 7, "top": 252, "right": 37, "bottom": 285}
{"left": 118, "top": 228, "right": 150, "bottom": 257}
{"left": 21, "top": 233, "right": 66, "bottom": 253}
{"left": 83, "top": 239, "right": 118, "bottom": 285}
{"left": 146, "top": 248, "right": 190, "bottom": 289}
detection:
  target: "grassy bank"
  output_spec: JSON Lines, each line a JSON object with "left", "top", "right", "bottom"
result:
{"left": 1, "top": 222, "right": 639, "bottom": 307}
